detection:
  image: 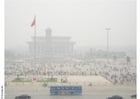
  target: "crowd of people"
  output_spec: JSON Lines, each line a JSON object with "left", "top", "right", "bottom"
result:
{"left": 5, "top": 58, "right": 136, "bottom": 85}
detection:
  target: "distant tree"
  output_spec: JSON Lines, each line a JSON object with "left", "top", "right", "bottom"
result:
{"left": 5, "top": 50, "right": 15, "bottom": 60}
{"left": 126, "top": 56, "right": 131, "bottom": 64}
{"left": 113, "top": 55, "right": 117, "bottom": 62}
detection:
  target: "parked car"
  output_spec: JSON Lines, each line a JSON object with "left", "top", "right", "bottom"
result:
{"left": 107, "top": 95, "right": 123, "bottom": 99}
{"left": 131, "top": 94, "right": 136, "bottom": 98}
{"left": 15, "top": 94, "right": 31, "bottom": 99}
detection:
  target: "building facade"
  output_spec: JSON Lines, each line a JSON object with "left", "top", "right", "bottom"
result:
{"left": 28, "top": 28, "right": 75, "bottom": 62}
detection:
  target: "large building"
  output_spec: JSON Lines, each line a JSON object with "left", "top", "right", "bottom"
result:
{"left": 28, "top": 28, "right": 75, "bottom": 62}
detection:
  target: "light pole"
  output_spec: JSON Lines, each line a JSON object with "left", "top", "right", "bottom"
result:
{"left": 105, "top": 28, "right": 111, "bottom": 63}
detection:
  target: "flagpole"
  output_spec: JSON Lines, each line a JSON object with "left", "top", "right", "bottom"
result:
{"left": 34, "top": 15, "right": 36, "bottom": 68}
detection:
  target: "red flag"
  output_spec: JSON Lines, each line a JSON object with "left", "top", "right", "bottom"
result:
{"left": 31, "top": 17, "right": 36, "bottom": 27}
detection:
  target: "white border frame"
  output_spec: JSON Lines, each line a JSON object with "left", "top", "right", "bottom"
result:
{"left": 0, "top": 0, "right": 139, "bottom": 98}
{"left": 0, "top": 0, "right": 4, "bottom": 98}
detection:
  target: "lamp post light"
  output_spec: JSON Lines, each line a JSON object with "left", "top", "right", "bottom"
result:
{"left": 105, "top": 28, "right": 111, "bottom": 63}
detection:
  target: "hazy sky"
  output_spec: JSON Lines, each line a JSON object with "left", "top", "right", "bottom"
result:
{"left": 5, "top": 0, "right": 136, "bottom": 51}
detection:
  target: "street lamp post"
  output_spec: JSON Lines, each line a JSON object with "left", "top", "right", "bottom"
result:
{"left": 105, "top": 28, "right": 111, "bottom": 63}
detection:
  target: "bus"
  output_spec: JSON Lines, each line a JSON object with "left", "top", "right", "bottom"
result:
{"left": 50, "top": 85, "right": 82, "bottom": 95}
